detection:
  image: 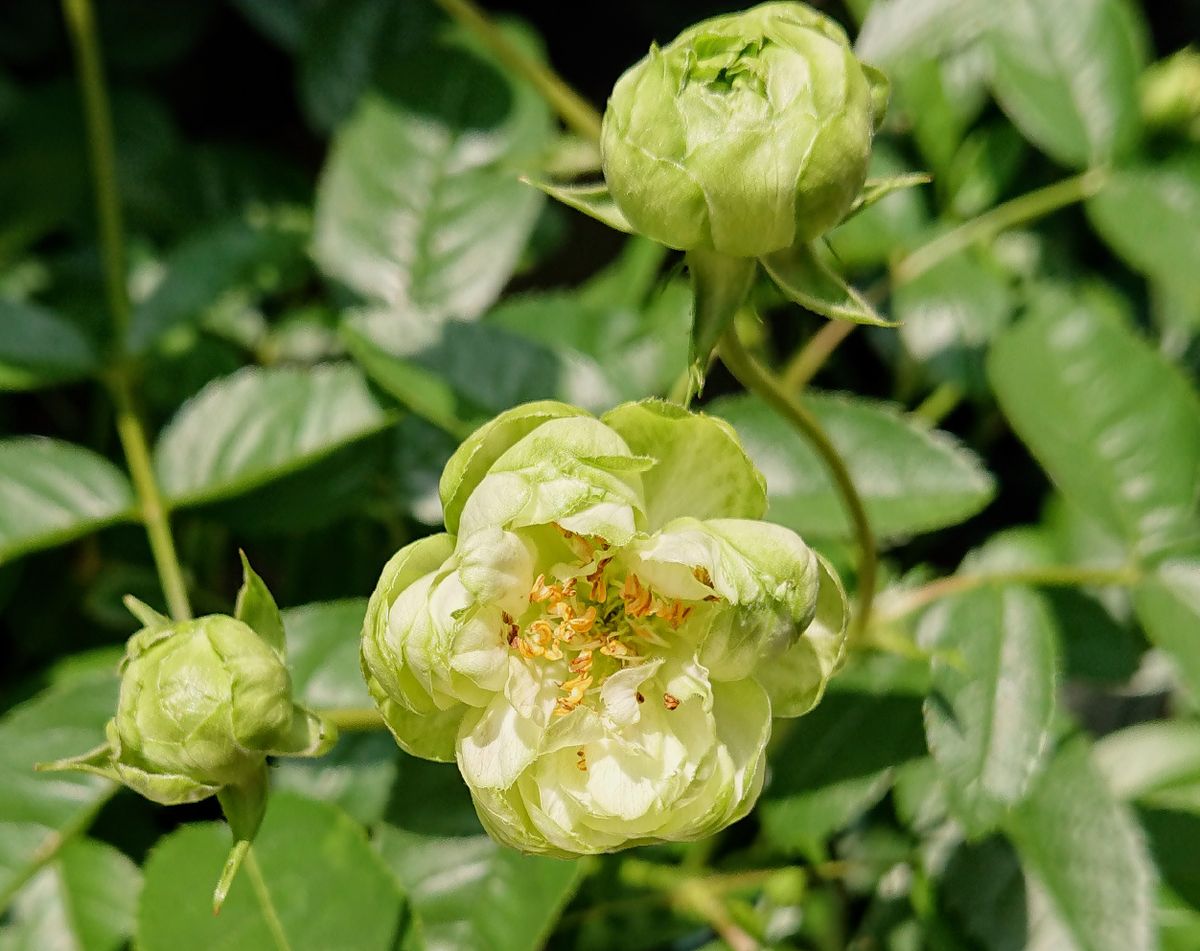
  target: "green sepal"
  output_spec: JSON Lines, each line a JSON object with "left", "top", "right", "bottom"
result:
{"left": 521, "top": 177, "right": 636, "bottom": 235}
{"left": 214, "top": 762, "right": 269, "bottom": 913}
{"left": 863, "top": 62, "right": 891, "bottom": 132}
{"left": 35, "top": 741, "right": 121, "bottom": 782}
{"left": 122, "top": 595, "right": 171, "bottom": 632}
{"left": 264, "top": 703, "right": 339, "bottom": 758}
{"left": 234, "top": 551, "right": 287, "bottom": 655}
{"left": 761, "top": 241, "right": 896, "bottom": 327}
{"left": 686, "top": 249, "right": 758, "bottom": 396}
{"left": 844, "top": 173, "right": 932, "bottom": 222}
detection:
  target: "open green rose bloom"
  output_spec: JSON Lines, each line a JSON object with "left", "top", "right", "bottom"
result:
{"left": 363, "top": 400, "right": 847, "bottom": 855}
{"left": 602, "top": 1, "right": 887, "bottom": 258}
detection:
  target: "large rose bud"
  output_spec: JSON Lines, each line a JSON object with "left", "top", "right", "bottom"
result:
{"left": 362, "top": 400, "right": 848, "bottom": 856}
{"left": 601, "top": 1, "right": 888, "bottom": 257}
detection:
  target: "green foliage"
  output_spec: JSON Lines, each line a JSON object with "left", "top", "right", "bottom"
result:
{"left": 4, "top": 0, "right": 1200, "bottom": 946}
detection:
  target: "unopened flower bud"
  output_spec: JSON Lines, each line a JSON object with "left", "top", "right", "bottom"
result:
{"left": 601, "top": 1, "right": 888, "bottom": 257}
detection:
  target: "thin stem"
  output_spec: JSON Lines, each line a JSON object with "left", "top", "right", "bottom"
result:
{"left": 913, "top": 381, "right": 963, "bottom": 426}
{"left": 718, "top": 328, "right": 878, "bottom": 642}
{"left": 244, "top": 849, "right": 290, "bottom": 950}
{"left": 322, "top": 707, "right": 387, "bottom": 732}
{"left": 782, "top": 319, "right": 856, "bottom": 391}
{"left": 64, "top": 0, "right": 192, "bottom": 621}
{"left": 110, "top": 377, "right": 192, "bottom": 620}
{"left": 433, "top": 0, "right": 603, "bottom": 143}
{"left": 893, "top": 169, "right": 1109, "bottom": 285}
{"left": 876, "top": 564, "right": 1141, "bottom": 625}
{"left": 62, "top": 0, "right": 129, "bottom": 342}
{"left": 782, "top": 170, "right": 1109, "bottom": 390}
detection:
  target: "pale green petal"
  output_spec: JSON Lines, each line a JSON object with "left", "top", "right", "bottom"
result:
{"left": 440, "top": 401, "right": 590, "bottom": 535}
{"left": 361, "top": 533, "right": 456, "bottom": 712}
{"left": 458, "top": 416, "right": 648, "bottom": 543}
{"left": 470, "top": 782, "right": 564, "bottom": 854}
{"left": 457, "top": 658, "right": 556, "bottom": 789}
{"left": 753, "top": 553, "right": 848, "bottom": 717}
{"left": 376, "top": 697, "right": 464, "bottom": 762}
{"left": 602, "top": 400, "right": 767, "bottom": 528}
{"left": 599, "top": 659, "right": 663, "bottom": 728}
{"left": 455, "top": 526, "right": 537, "bottom": 615}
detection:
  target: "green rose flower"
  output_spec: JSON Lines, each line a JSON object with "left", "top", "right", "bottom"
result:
{"left": 602, "top": 1, "right": 887, "bottom": 258}
{"left": 362, "top": 400, "right": 847, "bottom": 855}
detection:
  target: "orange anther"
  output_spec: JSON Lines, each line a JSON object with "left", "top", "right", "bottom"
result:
{"left": 622, "top": 574, "right": 653, "bottom": 618}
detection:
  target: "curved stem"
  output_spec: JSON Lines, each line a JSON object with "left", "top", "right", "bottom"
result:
{"left": 433, "top": 0, "right": 603, "bottom": 143}
{"left": 322, "top": 707, "right": 387, "bottom": 732}
{"left": 64, "top": 0, "right": 192, "bottom": 621}
{"left": 718, "top": 328, "right": 878, "bottom": 642}
{"left": 876, "top": 564, "right": 1141, "bottom": 625}
{"left": 782, "top": 170, "right": 1109, "bottom": 390}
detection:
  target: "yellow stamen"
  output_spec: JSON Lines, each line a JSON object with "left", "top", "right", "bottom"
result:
{"left": 663, "top": 693, "right": 680, "bottom": 710}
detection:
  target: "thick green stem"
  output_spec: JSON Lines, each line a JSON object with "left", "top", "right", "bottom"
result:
{"left": 783, "top": 170, "right": 1109, "bottom": 391}
{"left": 322, "top": 707, "right": 387, "bottom": 732}
{"left": 433, "top": 0, "right": 603, "bottom": 143}
{"left": 876, "top": 564, "right": 1141, "bottom": 625}
{"left": 718, "top": 328, "right": 878, "bottom": 642}
{"left": 64, "top": 0, "right": 192, "bottom": 621}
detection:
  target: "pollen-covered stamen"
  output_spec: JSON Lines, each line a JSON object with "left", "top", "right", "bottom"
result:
{"left": 586, "top": 557, "right": 611, "bottom": 602}
{"left": 622, "top": 574, "right": 654, "bottom": 618}
{"left": 656, "top": 600, "right": 693, "bottom": 629}
{"left": 693, "top": 565, "right": 722, "bottom": 602}
{"left": 502, "top": 611, "right": 520, "bottom": 647}
{"left": 511, "top": 556, "right": 705, "bottom": 714}
{"left": 576, "top": 748, "right": 588, "bottom": 772}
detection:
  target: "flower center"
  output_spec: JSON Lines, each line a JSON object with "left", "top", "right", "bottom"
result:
{"left": 501, "top": 530, "right": 702, "bottom": 718}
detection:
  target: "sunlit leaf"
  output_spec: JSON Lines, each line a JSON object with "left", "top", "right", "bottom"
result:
{"left": 1004, "top": 735, "right": 1157, "bottom": 951}
{"left": 989, "top": 289, "right": 1200, "bottom": 560}
{"left": 712, "top": 393, "right": 995, "bottom": 541}
{"left": 137, "top": 794, "right": 408, "bottom": 951}
{"left": 0, "top": 674, "right": 119, "bottom": 912}
{"left": 0, "top": 440, "right": 136, "bottom": 565}
{"left": 312, "top": 27, "right": 551, "bottom": 320}
{"left": 919, "top": 585, "right": 1058, "bottom": 833}
{"left": 377, "top": 824, "right": 583, "bottom": 951}
{"left": 986, "top": 0, "right": 1144, "bottom": 167}
{"left": 0, "top": 838, "right": 140, "bottom": 951}
{"left": 154, "top": 364, "right": 394, "bottom": 507}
